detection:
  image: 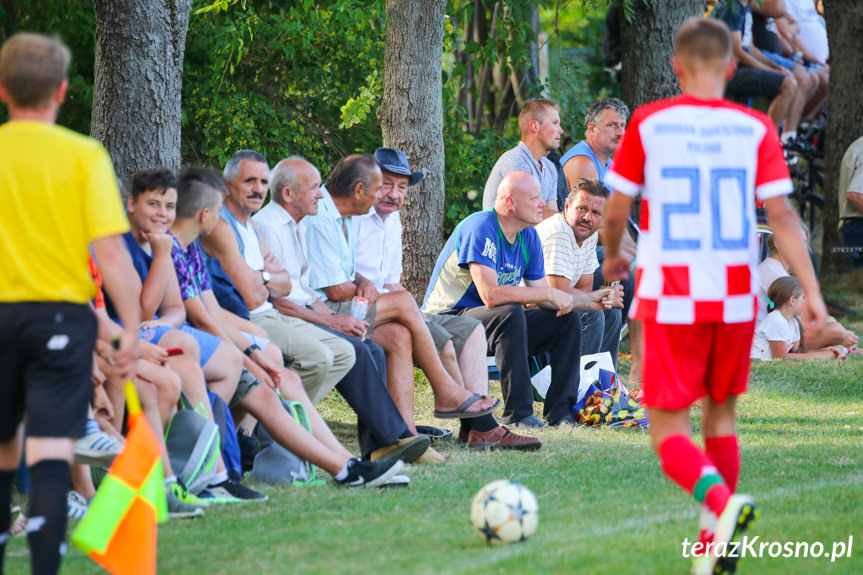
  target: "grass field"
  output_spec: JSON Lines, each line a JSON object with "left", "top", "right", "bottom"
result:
{"left": 5, "top": 278, "right": 863, "bottom": 575}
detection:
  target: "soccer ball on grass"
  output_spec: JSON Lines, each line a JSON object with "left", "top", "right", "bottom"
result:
{"left": 470, "top": 480, "right": 539, "bottom": 546}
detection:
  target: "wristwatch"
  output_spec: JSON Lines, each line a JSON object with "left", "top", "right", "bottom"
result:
{"left": 243, "top": 343, "right": 261, "bottom": 357}
{"left": 261, "top": 270, "right": 271, "bottom": 285}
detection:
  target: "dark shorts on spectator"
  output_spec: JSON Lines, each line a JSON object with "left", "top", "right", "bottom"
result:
{"left": 725, "top": 66, "right": 785, "bottom": 101}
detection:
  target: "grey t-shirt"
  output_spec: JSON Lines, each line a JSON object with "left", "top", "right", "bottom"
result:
{"left": 482, "top": 141, "right": 559, "bottom": 209}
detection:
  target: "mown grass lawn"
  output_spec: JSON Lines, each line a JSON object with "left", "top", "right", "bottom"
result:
{"left": 6, "top": 278, "right": 863, "bottom": 575}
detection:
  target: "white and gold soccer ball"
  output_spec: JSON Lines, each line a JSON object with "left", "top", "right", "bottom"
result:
{"left": 470, "top": 480, "right": 539, "bottom": 546}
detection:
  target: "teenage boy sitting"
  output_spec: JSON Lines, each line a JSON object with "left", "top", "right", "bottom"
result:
{"left": 112, "top": 168, "right": 267, "bottom": 502}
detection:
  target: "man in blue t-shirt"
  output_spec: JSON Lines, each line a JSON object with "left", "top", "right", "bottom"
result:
{"left": 423, "top": 171, "right": 583, "bottom": 428}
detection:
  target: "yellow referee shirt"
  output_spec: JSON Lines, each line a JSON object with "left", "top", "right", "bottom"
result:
{"left": 0, "top": 121, "right": 129, "bottom": 303}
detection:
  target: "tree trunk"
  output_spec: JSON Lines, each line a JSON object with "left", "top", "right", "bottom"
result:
{"left": 821, "top": 0, "right": 863, "bottom": 275}
{"left": 620, "top": 0, "right": 701, "bottom": 109}
{"left": 379, "top": 0, "right": 447, "bottom": 302}
{"left": 91, "top": 0, "right": 191, "bottom": 190}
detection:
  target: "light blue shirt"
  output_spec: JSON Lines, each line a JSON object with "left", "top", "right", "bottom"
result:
{"left": 560, "top": 140, "right": 611, "bottom": 184}
{"left": 303, "top": 186, "right": 355, "bottom": 301}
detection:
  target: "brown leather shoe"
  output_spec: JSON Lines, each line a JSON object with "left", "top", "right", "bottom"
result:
{"left": 466, "top": 426, "right": 542, "bottom": 451}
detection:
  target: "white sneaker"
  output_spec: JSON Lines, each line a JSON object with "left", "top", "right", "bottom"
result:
{"left": 382, "top": 474, "right": 410, "bottom": 487}
{"left": 67, "top": 491, "right": 88, "bottom": 520}
{"left": 75, "top": 431, "right": 122, "bottom": 467}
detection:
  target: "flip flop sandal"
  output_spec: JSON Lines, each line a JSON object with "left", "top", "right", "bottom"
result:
{"left": 433, "top": 393, "right": 501, "bottom": 419}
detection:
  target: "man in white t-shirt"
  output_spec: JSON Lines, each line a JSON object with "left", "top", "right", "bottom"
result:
{"left": 784, "top": 0, "right": 828, "bottom": 65}
{"left": 838, "top": 135, "right": 863, "bottom": 248}
{"left": 535, "top": 177, "right": 623, "bottom": 368}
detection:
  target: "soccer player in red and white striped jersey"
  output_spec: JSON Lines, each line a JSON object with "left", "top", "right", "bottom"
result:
{"left": 602, "top": 17, "right": 827, "bottom": 575}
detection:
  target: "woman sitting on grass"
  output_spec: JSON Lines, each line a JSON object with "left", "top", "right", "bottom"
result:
{"left": 751, "top": 277, "right": 841, "bottom": 360}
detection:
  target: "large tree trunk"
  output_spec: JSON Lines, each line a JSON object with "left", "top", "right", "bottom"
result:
{"left": 91, "top": 0, "right": 191, "bottom": 189}
{"left": 820, "top": 0, "right": 863, "bottom": 275}
{"left": 379, "top": 0, "right": 447, "bottom": 302}
{"left": 620, "top": 0, "right": 701, "bottom": 109}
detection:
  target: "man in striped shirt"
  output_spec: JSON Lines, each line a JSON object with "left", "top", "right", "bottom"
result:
{"left": 536, "top": 178, "right": 622, "bottom": 368}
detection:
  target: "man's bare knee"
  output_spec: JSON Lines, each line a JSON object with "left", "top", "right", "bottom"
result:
{"left": 440, "top": 340, "right": 457, "bottom": 362}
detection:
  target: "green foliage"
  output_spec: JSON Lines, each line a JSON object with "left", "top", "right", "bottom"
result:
{"left": 0, "top": 0, "right": 613, "bottom": 237}
{"left": 441, "top": 122, "right": 508, "bottom": 236}
{"left": 339, "top": 70, "right": 381, "bottom": 130}
{"left": 183, "top": 0, "right": 387, "bottom": 172}
{"left": 541, "top": 1, "right": 619, "bottom": 146}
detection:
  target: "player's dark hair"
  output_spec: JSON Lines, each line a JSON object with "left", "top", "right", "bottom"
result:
{"left": 326, "top": 154, "right": 380, "bottom": 199}
{"left": 175, "top": 167, "right": 227, "bottom": 219}
{"left": 130, "top": 168, "right": 177, "bottom": 200}
{"left": 674, "top": 17, "right": 732, "bottom": 63}
{"left": 567, "top": 178, "right": 610, "bottom": 205}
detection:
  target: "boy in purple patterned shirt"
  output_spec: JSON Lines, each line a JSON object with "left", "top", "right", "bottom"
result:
{"left": 171, "top": 235, "right": 212, "bottom": 302}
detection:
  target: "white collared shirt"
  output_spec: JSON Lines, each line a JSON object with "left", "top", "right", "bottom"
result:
{"left": 253, "top": 201, "right": 318, "bottom": 307}
{"left": 354, "top": 207, "right": 403, "bottom": 291}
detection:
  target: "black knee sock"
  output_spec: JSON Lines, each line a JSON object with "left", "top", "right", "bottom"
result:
{"left": 460, "top": 418, "right": 472, "bottom": 437}
{"left": 0, "top": 469, "right": 14, "bottom": 573}
{"left": 470, "top": 414, "right": 498, "bottom": 433}
{"left": 27, "top": 460, "right": 69, "bottom": 575}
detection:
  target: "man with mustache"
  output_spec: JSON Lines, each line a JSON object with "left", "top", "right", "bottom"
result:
{"left": 482, "top": 99, "right": 564, "bottom": 219}
{"left": 201, "top": 150, "right": 355, "bottom": 402}
{"left": 560, "top": 97, "right": 642, "bottom": 385}
{"left": 424, "top": 171, "right": 583, "bottom": 429}
{"left": 535, "top": 178, "right": 623, "bottom": 368}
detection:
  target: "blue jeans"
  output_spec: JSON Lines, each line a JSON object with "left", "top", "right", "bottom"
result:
{"left": 579, "top": 308, "right": 622, "bottom": 371}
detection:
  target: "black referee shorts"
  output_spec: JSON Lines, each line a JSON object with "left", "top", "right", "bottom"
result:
{"left": 0, "top": 302, "right": 96, "bottom": 442}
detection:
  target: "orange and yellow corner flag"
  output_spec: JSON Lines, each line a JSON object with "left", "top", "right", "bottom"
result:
{"left": 72, "top": 382, "right": 168, "bottom": 575}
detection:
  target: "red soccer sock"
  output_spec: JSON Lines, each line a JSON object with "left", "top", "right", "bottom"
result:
{"left": 705, "top": 435, "right": 740, "bottom": 492}
{"left": 658, "top": 434, "right": 731, "bottom": 517}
